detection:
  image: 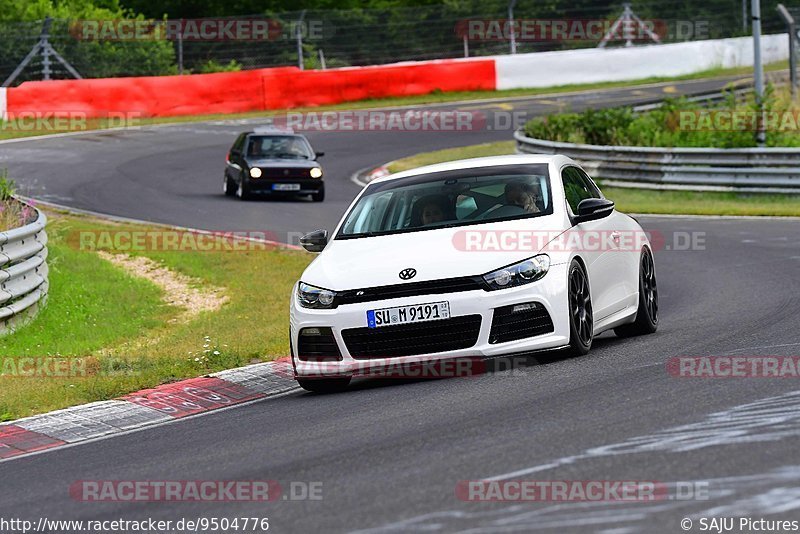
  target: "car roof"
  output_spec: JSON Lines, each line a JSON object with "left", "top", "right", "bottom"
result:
{"left": 371, "top": 154, "right": 573, "bottom": 184}
{"left": 246, "top": 130, "right": 303, "bottom": 138}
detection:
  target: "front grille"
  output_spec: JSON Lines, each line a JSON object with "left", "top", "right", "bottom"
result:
{"left": 297, "top": 327, "right": 342, "bottom": 362}
{"left": 342, "top": 315, "right": 482, "bottom": 359}
{"left": 335, "top": 276, "right": 485, "bottom": 306}
{"left": 489, "top": 302, "right": 554, "bottom": 344}
{"left": 257, "top": 168, "right": 310, "bottom": 179}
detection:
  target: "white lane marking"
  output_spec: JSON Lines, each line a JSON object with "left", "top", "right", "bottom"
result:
{"left": 355, "top": 468, "right": 800, "bottom": 533}
{"left": 699, "top": 486, "right": 800, "bottom": 517}
{"left": 484, "top": 389, "right": 800, "bottom": 482}
{"left": 726, "top": 342, "right": 800, "bottom": 354}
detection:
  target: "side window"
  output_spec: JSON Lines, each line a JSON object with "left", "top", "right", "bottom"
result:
{"left": 233, "top": 134, "right": 247, "bottom": 153}
{"left": 577, "top": 168, "right": 603, "bottom": 199}
{"left": 561, "top": 167, "right": 595, "bottom": 214}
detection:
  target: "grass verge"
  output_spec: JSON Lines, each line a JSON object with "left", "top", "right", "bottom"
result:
{"left": 0, "top": 61, "right": 788, "bottom": 141}
{"left": 387, "top": 141, "right": 800, "bottom": 216}
{"left": 0, "top": 211, "right": 311, "bottom": 420}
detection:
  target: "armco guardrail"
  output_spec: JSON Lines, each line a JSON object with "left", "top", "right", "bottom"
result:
{"left": 514, "top": 130, "right": 800, "bottom": 192}
{"left": 0, "top": 202, "right": 48, "bottom": 335}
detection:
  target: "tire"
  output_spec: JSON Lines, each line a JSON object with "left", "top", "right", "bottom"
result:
{"left": 567, "top": 259, "right": 593, "bottom": 356}
{"left": 236, "top": 177, "right": 251, "bottom": 200}
{"left": 311, "top": 188, "right": 325, "bottom": 202}
{"left": 223, "top": 175, "right": 236, "bottom": 196}
{"left": 297, "top": 377, "right": 351, "bottom": 393}
{"left": 615, "top": 248, "right": 659, "bottom": 337}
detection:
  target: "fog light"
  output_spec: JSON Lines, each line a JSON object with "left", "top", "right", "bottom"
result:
{"left": 302, "top": 327, "right": 322, "bottom": 336}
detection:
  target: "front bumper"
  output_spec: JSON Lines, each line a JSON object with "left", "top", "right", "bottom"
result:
{"left": 247, "top": 178, "right": 323, "bottom": 194}
{"left": 289, "top": 263, "right": 571, "bottom": 378}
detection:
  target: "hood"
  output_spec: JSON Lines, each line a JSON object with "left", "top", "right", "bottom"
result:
{"left": 245, "top": 157, "right": 319, "bottom": 168}
{"left": 301, "top": 214, "right": 567, "bottom": 291}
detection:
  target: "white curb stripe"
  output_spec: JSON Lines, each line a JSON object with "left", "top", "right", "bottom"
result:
{"left": 0, "top": 87, "right": 7, "bottom": 122}
{"left": 1, "top": 360, "right": 299, "bottom": 461}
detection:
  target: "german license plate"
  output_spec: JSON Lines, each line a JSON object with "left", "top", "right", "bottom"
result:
{"left": 272, "top": 183, "right": 301, "bottom": 191}
{"left": 367, "top": 301, "right": 450, "bottom": 329}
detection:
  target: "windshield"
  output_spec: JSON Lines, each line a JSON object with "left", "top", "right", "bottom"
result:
{"left": 337, "top": 164, "right": 552, "bottom": 239}
{"left": 246, "top": 135, "right": 313, "bottom": 159}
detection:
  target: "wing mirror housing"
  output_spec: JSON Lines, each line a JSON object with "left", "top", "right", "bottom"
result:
{"left": 314, "top": 151, "right": 325, "bottom": 159}
{"left": 574, "top": 198, "right": 615, "bottom": 224}
{"left": 300, "top": 229, "right": 328, "bottom": 252}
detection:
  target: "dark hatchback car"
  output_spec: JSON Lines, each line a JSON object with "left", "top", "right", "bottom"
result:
{"left": 224, "top": 128, "right": 325, "bottom": 201}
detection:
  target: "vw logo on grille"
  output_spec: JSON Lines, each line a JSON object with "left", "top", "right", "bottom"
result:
{"left": 399, "top": 268, "right": 417, "bottom": 280}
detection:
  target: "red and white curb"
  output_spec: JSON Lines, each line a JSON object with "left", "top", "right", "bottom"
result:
{"left": 0, "top": 359, "right": 297, "bottom": 461}
{"left": 351, "top": 163, "right": 394, "bottom": 188}
{"left": 365, "top": 164, "right": 391, "bottom": 182}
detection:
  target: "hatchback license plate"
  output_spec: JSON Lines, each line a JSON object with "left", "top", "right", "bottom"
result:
{"left": 272, "top": 183, "right": 301, "bottom": 191}
{"left": 367, "top": 301, "right": 450, "bottom": 329}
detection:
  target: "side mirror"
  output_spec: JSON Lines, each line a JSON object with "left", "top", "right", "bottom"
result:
{"left": 574, "top": 198, "right": 615, "bottom": 224}
{"left": 315, "top": 151, "right": 325, "bottom": 159}
{"left": 300, "top": 229, "right": 328, "bottom": 252}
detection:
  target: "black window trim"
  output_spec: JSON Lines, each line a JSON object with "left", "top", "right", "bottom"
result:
{"left": 335, "top": 164, "right": 554, "bottom": 240}
{"left": 560, "top": 163, "right": 605, "bottom": 223}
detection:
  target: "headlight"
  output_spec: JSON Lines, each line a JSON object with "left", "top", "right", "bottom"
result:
{"left": 297, "top": 282, "right": 337, "bottom": 309}
{"left": 249, "top": 167, "right": 262, "bottom": 178}
{"left": 310, "top": 167, "right": 323, "bottom": 178}
{"left": 482, "top": 255, "right": 550, "bottom": 291}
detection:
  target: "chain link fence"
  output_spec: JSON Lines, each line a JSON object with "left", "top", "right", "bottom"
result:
{"left": 790, "top": 7, "right": 800, "bottom": 93}
{"left": 0, "top": 0, "right": 791, "bottom": 86}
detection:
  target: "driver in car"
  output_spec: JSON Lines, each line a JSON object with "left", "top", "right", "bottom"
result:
{"left": 413, "top": 195, "right": 453, "bottom": 226}
{"left": 504, "top": 181, "right": 542, "bottom": 214}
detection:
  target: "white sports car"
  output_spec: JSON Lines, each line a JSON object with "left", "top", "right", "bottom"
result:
{"left": 290, "top": 155, "right": 658, "bottom": 392}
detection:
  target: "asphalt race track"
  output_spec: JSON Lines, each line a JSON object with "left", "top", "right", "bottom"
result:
{"left": 2, "top": 75, "right": 800, "bottom": 533}
{"left": 0, "top": 73, "right": 762, "bottom": 242}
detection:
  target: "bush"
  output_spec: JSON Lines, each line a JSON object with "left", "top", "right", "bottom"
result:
{"left": 523, "top": 86, "right": 800, "bottom": 149}
{"left": 194, "top": 59, "right": 242, "bottom": 74}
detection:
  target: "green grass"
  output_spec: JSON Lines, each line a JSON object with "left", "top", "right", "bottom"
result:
{"left": 597, "top": 186, "right": 800, "bottom": 216}
{"left": 0, "top": 221, "right": 169, "bottom": 356}
{"left": 0, "top": 60, "right": 788, "bottom": 141}
{"left": 387, "top": 141, "right": 800, "bottom": 216}
{"left": 0, "top": 212, "right": 312, "bottom": 420}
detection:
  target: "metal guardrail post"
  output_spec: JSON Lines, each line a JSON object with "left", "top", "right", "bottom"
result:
{"left": 514, "top": 129, "right": 800, "bottom": 193}
{"left": 0, "top": 201, "right": 49, "bottom": 336}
